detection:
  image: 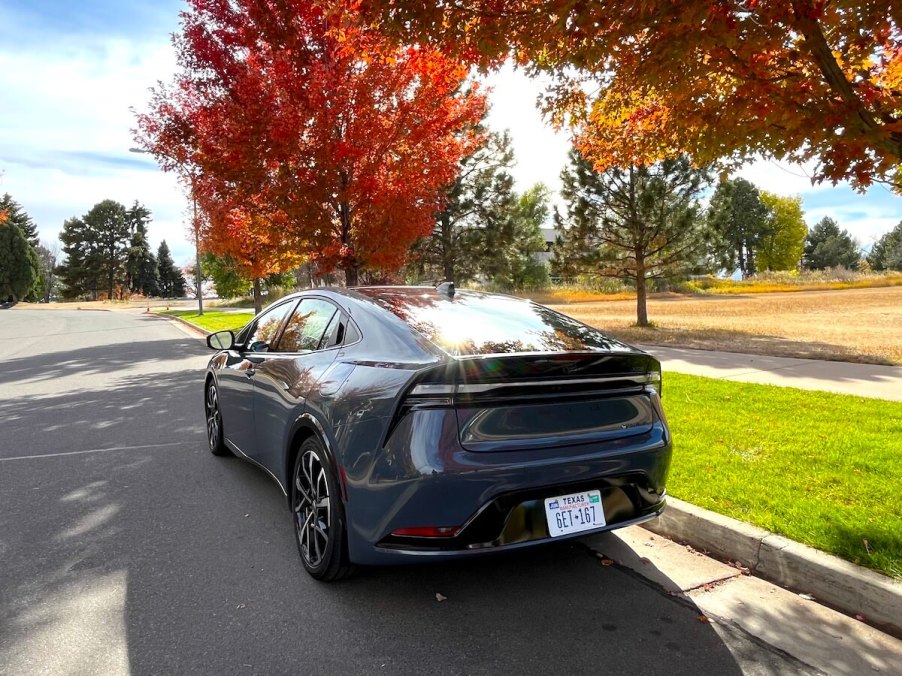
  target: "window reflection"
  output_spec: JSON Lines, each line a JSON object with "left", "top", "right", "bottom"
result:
{"left": 248, "top": 301, "right": 295, "bottom": 350}
{"left": 356, "top": 289, "right": 628, "bottom": 356}
{"left": 278, "top": 299, "right": 338, "bottom": 353}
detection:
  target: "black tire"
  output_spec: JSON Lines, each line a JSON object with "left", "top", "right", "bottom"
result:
{"left": 291, "top": 437, "right": 355, "bottom": 581}
{"left": 204, "top": 381, "right": 230, "bottom": 456}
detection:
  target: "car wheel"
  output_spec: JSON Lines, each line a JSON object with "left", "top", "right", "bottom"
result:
{"left": 205, "top": 382, "right": 229, "bottom": 456}
{"left": 292, "top": 437, "right": 354, "bottom": 581}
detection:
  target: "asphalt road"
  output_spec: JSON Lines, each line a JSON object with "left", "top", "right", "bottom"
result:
{"left": 0, "top": 309, "right": 811, "bottom": 675}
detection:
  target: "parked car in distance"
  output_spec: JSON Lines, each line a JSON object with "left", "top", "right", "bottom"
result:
{"left": 203, "top": 285, "right": 671, "bottom": 580}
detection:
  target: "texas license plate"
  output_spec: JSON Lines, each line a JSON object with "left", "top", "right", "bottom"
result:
{"left": 544, "top": 490, "right": 606, "bottom": 537}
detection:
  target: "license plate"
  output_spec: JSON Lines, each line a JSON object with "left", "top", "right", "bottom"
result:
{"left": 544, "top": 490, "right": 606, "bottom": 537}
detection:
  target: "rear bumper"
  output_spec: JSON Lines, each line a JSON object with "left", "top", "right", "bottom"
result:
{"left": 374, "top": 495, "right": 667, "bottom": 560}
{"left": 342, "top": 417, "right": 672, "bottom": 566}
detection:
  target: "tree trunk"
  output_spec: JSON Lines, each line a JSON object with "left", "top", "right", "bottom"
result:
{"left": 344, "top": 266, "right": 359, "bottom": 287}
{"left": 635, "top": 256, "right": 649, "bottom": 327}
{"left": 252, "top": 277, "right": 263, "bottom": 315}
{"left": 440, "top": 213, "right": 454, "bottom": 282}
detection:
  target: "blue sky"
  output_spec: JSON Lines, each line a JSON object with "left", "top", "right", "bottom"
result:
{"left": 1, "top": 1, "right": 899, "bottom": 266}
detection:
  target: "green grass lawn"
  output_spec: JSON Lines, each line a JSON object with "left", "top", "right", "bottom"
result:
{"left": 664, "top": 373, "right": 902, "bottom": 579}
{"left": 161, "top": 310, "right": 253, "bottom": 333}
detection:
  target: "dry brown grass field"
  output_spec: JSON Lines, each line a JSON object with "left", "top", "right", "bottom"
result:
{"left": 533, "top": 285, "right": 902, "bottom": 365}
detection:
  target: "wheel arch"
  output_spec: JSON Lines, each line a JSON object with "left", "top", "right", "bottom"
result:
{"left": 285, "top": 414, "right": 342, "bottom": 508}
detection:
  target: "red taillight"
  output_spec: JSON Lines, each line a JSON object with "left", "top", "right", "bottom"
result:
{"left": 391, "top": 526, "right": 459, "bottom": 538}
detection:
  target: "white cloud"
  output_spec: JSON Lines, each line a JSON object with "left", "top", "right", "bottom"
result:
{"left": 736, "top": 159, "right": 826, "bottom": 195}
{"left": 0, "top": 19, "right": 195, "bottom": 262}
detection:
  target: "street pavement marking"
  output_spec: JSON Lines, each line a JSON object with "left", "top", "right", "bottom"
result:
{"left": 0, "top": 441, "right": 195, "bottom": 462}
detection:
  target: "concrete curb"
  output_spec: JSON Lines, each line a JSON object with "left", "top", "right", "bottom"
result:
{"left": 644, "top": 497, "right": 902, "bottom": 635}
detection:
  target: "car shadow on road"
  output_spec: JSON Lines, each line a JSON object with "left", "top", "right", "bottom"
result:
{"left": 0, "top": 336, "right": 207, "bottom": 388}
{"left": 0, "top": 369, "right": 205, "bottom": 453}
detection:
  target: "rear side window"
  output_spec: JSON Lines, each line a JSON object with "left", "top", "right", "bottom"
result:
{"left": 277, "top": 299, "right": 338, "bottom": 353}
{"left": 245, "top": 300, "right": 296, "bottom": 352}
{"left": 363, "top": 290, "right": 627, "bottom": 356}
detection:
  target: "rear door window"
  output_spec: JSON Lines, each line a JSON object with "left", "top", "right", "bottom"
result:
{"left": 245, "top": 300, "right": 297, "bottom": 352}
{"left": 276, "top": 298, "right": 338, "bottom": 353}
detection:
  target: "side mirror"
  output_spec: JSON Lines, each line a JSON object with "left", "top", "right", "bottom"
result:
{"left": 206, "top": 330, "right": 235, "bottom": 351}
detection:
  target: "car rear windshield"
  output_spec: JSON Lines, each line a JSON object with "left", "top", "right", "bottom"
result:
{"left": 360, "top": 288, "right": 630, "bottom": 356}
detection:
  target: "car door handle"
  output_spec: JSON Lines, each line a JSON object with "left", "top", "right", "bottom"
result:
{"left": 244, "top": 354, "right": 265, "bottom": 377}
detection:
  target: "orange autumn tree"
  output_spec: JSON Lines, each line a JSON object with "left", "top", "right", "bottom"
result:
{"left": 200, "top": 191, "right": 305, "bottom": 314}
{"left": 136, "top": 0, "right": 486, "bottom": 287}
{"left": 362, "top": 0, "right": 902, "bottom": 190}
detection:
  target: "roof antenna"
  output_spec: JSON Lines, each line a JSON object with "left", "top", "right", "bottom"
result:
{"left": 436, "top": 281, "right": 455, "bottom": 298}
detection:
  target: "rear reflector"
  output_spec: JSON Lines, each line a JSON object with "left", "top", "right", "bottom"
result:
{"left": 391, "top": 526, "right": 460, "bottom": 538}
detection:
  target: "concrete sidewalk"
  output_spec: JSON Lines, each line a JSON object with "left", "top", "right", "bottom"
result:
{"left": 640, "top": 344, "right": 902, "bottom": 402}
{"left": 584, "top": 527, "right": 902, "bottom": 675}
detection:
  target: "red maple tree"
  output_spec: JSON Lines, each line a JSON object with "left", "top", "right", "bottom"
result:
{"left": 135, "top": 0, "right": 486, "bottom": 287}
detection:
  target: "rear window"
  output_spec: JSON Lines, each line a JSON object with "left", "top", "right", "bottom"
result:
{"left": 361, "top": 289, "right": 628, "bottom": 356}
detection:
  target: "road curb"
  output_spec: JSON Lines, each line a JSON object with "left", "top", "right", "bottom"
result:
{"left": 643, "top": 497, "right": 902, "bottom": 635}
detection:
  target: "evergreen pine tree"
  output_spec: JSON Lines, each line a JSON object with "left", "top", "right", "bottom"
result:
{"left": 552, "top": 150, "right": 607, "bottom": 280}
{"left": 554, "top": 151, "right": 709, "bottom": 326}
{"left": 0, "top": 221, "right": 40, "bottom": 302}
{"left": 412, "top": 130, "right": 516, "bottom": 284}
{"left": 157, "top": 241, "right": 186, "bottom": 297}
{"left": 707, "top": 178, "right": 771, "bottom": 277}
{"left": 868, "top": 221, "right": 902, "bottom": 271}
{"left": 58, "top": 216, "right": 102, "bottom": 299}
{"left": 125, "top": 201, "right": 152, "bottom": 235}
{"left": 492, "top": 184, "right": 550, "bottom": 290}
{"left": 124, "top": 202, "right": 159, "bottom": 295}
{"left": 0, "top": 193, "right": 39, "bottom": 247}
{"left": 83, "top": 200, "right": 129, "bottom": 300}
{"left": 803, "top": 217, "right": 859, "bottom": 270}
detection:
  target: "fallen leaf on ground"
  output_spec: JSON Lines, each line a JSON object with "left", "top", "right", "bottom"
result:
{"left": 697, "top": 615, "right": 710, "bottom": 623}
{"left": 856, "top": 614, "right": 867, "bottom": 622}
{"left": 435, "top": 593, "right": 447, "bottom": 602}
{"left": 599, "top": 557, "right": 615, "bottom": 566}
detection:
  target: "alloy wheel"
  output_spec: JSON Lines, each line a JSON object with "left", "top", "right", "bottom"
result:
{"left": 205, "top": 384, "right": 221, "bottom": 451}
{"left": 294, "top": 448, "right": 331, "bottom": 568}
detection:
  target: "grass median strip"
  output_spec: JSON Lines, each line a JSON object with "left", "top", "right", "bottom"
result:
{"left": 664, "top": 372, "right": 902, "bottom": 579}
{"left": 160, "top": 309, "right": 253, "bottom": 333}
